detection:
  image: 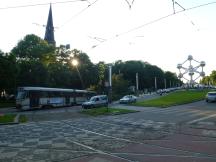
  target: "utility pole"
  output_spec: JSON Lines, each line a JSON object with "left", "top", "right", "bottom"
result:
{"left": 136, "top": 73, "right": 139, "bottom": 92}
{"left": 155, "top": 77, "right": 157, "bottom": 90}
{"left": 164, "top": 78, "right": 167, "bottom": 89}
{"left": 172, "top": 0, "right": 175, "bottom": 14}
{"left": 108, "top": 65, "right": 112, "bottom": 104}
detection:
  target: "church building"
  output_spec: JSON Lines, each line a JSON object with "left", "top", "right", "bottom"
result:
{"left": 44, "top": 4, "right": 56, "bottom": 46}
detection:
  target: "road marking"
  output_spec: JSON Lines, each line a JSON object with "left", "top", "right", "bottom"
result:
{"left": 187, "top": 114, "right": 216, "bottom": 124}
{"left": 112, "top": 152, "right": 216, "bottom": 159}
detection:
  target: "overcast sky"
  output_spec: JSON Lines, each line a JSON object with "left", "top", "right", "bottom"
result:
{"left": 0, "top": 0, "right": 216, "bottom": 81}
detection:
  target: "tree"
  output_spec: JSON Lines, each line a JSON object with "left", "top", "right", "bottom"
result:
{"left": 112, "top": 74, "right": 130, "bottom": 100}
{"left": 16, "top": 60, "right": 48, "bottom": 87}
{"left": 11, "top": 34, "right": 55, "bottom": 88}
{"left": 164, "top": 71, "right": 179, "bottom": 88}
{"left": 91, "top": 62, "right": 106, "bottom": 93}
{"left": 200, "top": 70, "right": 216, "bottom": 86}
{"left": 47, "top": 63, "right": 72, "bottom": 88}
{"left": 11, "top": 34, "right": 55, "bottom": 65}
{"left": 69, "top": 49, "right": 98, "bottom": 89}
{"left": 210, "top": 70, "right": 216, "bottom": 85}
{"left": 0, "top": 51, "right": 16, "bottom": 95}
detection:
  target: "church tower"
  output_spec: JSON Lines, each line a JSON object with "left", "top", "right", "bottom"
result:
{"left": 44, "top": 4, "right": 56, "bottom": 46}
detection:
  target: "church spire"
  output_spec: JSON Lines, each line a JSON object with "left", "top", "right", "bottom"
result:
{"left": 44, "top": 4, "right": 56, "bottom": 46}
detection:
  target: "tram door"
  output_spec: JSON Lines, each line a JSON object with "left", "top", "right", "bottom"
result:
{"left": 29, "top": 91, "right": 39, "bottom": 108}
{"left": 65, "top": 96, "right": 70, "bottom": 105}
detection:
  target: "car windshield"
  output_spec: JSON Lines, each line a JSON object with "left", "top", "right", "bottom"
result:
{"left": 123, "top": 96, "right": 130, "bottom": 99}
{"left": 89, "top": 97, "right": 97, "bottom": 102}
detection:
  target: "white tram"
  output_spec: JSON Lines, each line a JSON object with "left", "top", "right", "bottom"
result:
{"left": 16, "top": 87, "right": 96, "bottom": 110}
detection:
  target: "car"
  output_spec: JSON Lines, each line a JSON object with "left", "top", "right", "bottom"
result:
{"left": 82, "top": 95, "right": 108, "bottom": 109}
{"left": 206, "top": 92, "right": 216, "bottom": 102}
{"left": 119, "top": 95, "right": 137, "bottom": 104}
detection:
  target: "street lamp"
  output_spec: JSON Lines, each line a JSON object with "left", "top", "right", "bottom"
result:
{"left": 71, "top": 59, "right": 85, "bottom": 89}
{"left": 72, "top": 59, "right": 78, "bottom": 67}
{"left": 108, "top": 65, "right": 112, "bottom": 103}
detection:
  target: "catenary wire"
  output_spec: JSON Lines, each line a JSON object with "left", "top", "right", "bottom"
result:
{"left": 0, "top": 0, "right": 88, "bottom": 10}
{"left": 90, "top": 1, "right": 216, "bottom": 49}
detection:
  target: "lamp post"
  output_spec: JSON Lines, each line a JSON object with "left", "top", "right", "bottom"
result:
{"left": 108, "top": 65, "right": 112, "bottom": 104}
{"left": 72, "top": 59, "right": 85, "bottom": 89}
{"left": 155, "top": 77, "right": 157, "bottom": 91}
{"left": 136, "top": 73, "right": 139, "bottom": 92}
{"left": 164, "top": 78, "right": 167, "bottom": 89}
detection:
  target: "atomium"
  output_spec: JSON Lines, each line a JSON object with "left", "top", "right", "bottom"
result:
{"left": 177, "top": 55, "right": 205, "bottom": 85}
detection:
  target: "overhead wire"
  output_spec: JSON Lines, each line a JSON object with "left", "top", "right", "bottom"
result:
{"left": 90, "top": 1, "right": 216, "bottom": 49}
{"left": 0, "top": 0, "right": 88, "bottom": 10}
{"left": 174, "top": 0, "right": 199, "bottom": 31}
{"left": 58, "top": 0, "right": 99, "bottom": 29}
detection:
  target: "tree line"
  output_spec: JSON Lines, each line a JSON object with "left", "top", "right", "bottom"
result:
{"left": 0, "top": 34, "right": 182, "bottom": 99}
{"left": 200, "top": 71, "right": 216, "bottom": 86}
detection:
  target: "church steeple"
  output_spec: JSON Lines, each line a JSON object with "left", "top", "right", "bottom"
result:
{"left": 44, "top": 4, "right": 56, "bottom": 46}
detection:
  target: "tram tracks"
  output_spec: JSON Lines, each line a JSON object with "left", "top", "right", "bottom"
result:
{"left": 1, "top": 118, "right": 216, "bottom": 161}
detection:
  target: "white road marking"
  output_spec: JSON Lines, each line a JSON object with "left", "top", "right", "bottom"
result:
{"left": 187, "top": 114, "right": 216, "bottom": 124}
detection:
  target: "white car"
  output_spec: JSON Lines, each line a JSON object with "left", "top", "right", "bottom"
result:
{"left": 119, "top": 95, "right": 137, "bottom": 104}
{"left": 206, "top": 92, "right": 216, "bottom": 102}
{"left": 82, "top": 95, "right": 108, "bottom": 109}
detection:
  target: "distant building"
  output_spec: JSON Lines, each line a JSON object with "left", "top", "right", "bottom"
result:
{"left": 44, "top": 4, "right": 56, "bottom": 46}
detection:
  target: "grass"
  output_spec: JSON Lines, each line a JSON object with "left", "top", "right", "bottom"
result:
{"left": 0, "top": 114, "right": 27, "bottom": 124}
{"left": 19, "top": 115, "right": 27, "bottom": 123}
{"left": 0, "top": 114, "right": 16, "bottom": 123}
{"left": 133, "top": 90, "right": 209, "bottom": 108}
{"left": 81, "top": 107, "right": 138, "bottom": 116}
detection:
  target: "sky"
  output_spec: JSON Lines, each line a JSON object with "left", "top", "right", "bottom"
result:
{"left": 0, "top": 0, "right": 216, "bottom": 82}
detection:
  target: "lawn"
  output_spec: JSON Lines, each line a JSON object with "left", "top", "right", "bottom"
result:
{"left": 19, "top": 115, "right": 28, "bottom": 123}
{"left": 0, "top": 114, "right": 27, "bottom": 124}
{"left": 81, "top": 107, "right": 138, "bottom": 116}
{"left": 0, "top": 114, "right": 16, "bottom": 123}
{"left": 133, "top": 90, "right": 209, "bottom": 108}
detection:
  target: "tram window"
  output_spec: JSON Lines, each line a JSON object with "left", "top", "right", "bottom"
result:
{"left": 40, "top": 91, "right": 48, "bottom": 98}
{"left": 29, "top": 91, "right": 40, "bottom": 98}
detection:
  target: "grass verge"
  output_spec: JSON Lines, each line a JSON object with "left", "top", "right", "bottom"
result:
{"left": 19, "top": 115, "right": 28, "bottom": 123}
{"left": 0, "top": 114, "right": 27, "bottom": 124}
{"left": 133, "top": 90, "right": 209, "bottom": 108}
{"left": 81, "top": 107, "right": 138, "bottom": 116}
{"left": 0, "top": 114, "right": 16, "bottom": 123}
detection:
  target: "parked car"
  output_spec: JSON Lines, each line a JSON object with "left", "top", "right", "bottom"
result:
{"left": 82, "top": 95, "right": 108, "bottom": 109}
{"left": 119, "top": 95, "right": 137, "bottom": 104}
{"left": 206, "top": 92, "right": 216, "bottom": 102}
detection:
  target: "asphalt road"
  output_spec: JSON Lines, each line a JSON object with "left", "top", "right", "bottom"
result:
{"left": 113, "top": 100, "right": 216, "bottom": 124}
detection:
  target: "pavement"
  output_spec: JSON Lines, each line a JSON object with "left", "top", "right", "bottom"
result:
{"left": 0, "top": 95, "right": 216, "bottom": 162}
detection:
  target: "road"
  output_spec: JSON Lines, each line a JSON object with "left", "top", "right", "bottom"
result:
{"left": 112, "top": 100, "right": 216, "bottom": 124}
{"left": 0, "top": 99, "right": 216, "bottom": 162}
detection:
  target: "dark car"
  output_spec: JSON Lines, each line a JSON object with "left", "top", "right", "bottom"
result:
{"left": 82, "top": 95, "right": 108, "bottom": 109}
{"left": 119, "top": 95, "right": 137, "bottom": 104}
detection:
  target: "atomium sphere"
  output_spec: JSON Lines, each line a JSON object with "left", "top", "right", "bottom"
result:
{"left": 178, "top": 73, "right": 183, "bottom": 78}
{"left": 177, "top": 64, "right": 182, "bottom": 69}
{"left": 189, "top": 72, "right": 194, "bottom": 76}
{"left": 200, "top": 71, "right": 205, "bottom": 77}
{"left": 188, "top": 55, "right": 193, "bottom": 61}
{"left": 200, "top": 61, "right": 206, "bottom": 67}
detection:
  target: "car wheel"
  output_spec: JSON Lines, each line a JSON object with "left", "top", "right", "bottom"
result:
{"left": 206, "top": 99, "right": 208, "bottom": 102}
